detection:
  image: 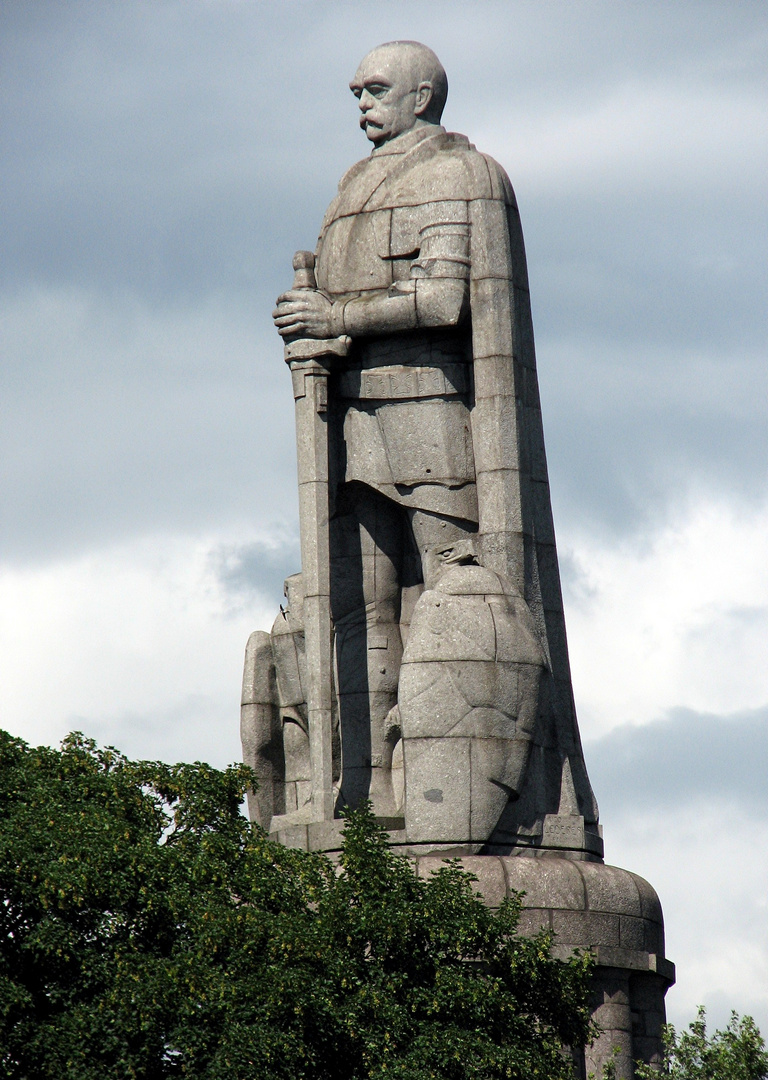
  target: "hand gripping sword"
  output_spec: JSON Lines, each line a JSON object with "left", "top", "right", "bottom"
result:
{"left": 284, "top": 251, "right": 349, "bottom": 823}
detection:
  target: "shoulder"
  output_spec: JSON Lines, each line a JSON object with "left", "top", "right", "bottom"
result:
{"left": 415, "top": 134, "right": 517, "bottom": 207}
{"left": 475, "top": 150, "right": 517, "bottom": 208}
{"left": 337, "top": 154, "right": 373, "bottom": 192}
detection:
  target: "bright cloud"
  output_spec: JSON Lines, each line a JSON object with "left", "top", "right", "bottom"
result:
{"left": 0, "top": 530, "right": 284, "bottom": 768}
{"left": 564, "top": 494, "right": 768, "bottom": 738}
{"left": 477, "top": 79, "right": 768, "bottom": 196}
{"left": 605, "top": 801, "right": 768, "bottom": 1036}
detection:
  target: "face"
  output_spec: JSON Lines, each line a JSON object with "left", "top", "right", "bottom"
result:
{"left": 350, "top": 47, "right": 431, "bottom": 147}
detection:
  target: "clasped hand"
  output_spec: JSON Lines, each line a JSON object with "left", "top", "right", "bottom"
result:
{"left": 272, "top": 289, "right": 334, "bottom": 339}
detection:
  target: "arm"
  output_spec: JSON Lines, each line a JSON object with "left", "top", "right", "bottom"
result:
{"left": 273, "top": 219, "right": 470, "bottom": 339}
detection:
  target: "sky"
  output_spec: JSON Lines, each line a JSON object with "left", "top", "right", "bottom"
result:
{"left": 2, "top": 0, "right": 767, "bottom": 1039}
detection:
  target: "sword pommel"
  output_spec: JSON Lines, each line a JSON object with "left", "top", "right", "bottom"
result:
{"left": 292, "top": 250, "right": 317, "bottom": 290}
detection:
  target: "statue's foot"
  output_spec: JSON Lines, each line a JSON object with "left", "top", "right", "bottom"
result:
{"left": 268, "top": 803, "right": 316, "bottom": 831}
{"left": 367, "top": 765, "right": 401, "bottom": 819}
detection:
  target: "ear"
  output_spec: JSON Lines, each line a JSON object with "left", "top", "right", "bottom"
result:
{"left": 413, "top": 81, "right": 434, "bottom": 117}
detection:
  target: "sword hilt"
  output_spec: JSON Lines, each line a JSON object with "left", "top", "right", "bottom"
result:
{"left": 292, "top": 250, "right": 317, "bottom": 290}
{"left": 284, "top": 249, "right": 350, "bottom": 369}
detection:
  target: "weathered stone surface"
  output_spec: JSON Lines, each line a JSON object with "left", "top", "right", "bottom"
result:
{"left": 252, "top": 40, "right": 601, "bottom": 851}
{"left": 410, "top": 856, "right": 673, "bottom": 1080}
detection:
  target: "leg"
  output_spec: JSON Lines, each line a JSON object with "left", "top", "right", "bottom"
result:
{"left": 331, "top": 483, "right": 406, "bottom": 814}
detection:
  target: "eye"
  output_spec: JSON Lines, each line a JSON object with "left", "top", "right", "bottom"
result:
{"left": 366, "top": 83, "right": 390, "bottom": 99}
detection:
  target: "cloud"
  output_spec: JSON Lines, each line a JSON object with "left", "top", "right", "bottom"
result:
{"left": 1, "top": 0, "right": 767, "bottom": 1041}
{"left": 212, "top": 535, "right": 302, "bottom": 612}
{"left": 585, "top": 707, "right": 768, "bottom": 1036}
{"left": 538, "top": 339, "right": 768, "bottom": 539}
{"left": 0, "top": 529, "right": 284, "bottom": 768}
{"left": 586, "top": 706, "right": 768, "bottom": 817}
{"left": 0, "top": 287, "right": 299, "bottom": 564}
{"left": 603, "top": 801, "right": 768, "bottom": 1037}
{"left": 562, "top": 496, "right": 768, "bottom": 737}
{"left": 0, "top": 2, "right": 362, "bottom": 304}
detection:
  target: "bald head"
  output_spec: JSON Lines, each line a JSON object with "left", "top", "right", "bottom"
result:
{"left": 350, "top": 41, "right": 448, "bottom": 147}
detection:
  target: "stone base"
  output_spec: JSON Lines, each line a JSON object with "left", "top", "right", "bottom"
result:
{"left": 269, "top": 812, "right": 604, "bottom": 861}
{"left": 411, "top": 855, "right": 674, "bottom": 1080}
{"left": 269, "top": 820, "right": 673, "bottom": 1077}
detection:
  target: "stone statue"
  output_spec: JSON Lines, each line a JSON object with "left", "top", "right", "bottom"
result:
{"left": 242, "top": 42, "right": 675, "bottom": 1076}
{"left": 247, "top": 39, "right": 602, "bottom": 855}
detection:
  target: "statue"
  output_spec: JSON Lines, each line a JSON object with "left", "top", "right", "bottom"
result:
{"left": 241, "top": 45, "right": 677, "bottom": 1077}
{"left": 246, "top": 39, "right": 601, "bottom": 857}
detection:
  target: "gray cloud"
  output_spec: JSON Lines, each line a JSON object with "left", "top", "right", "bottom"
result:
{"left": 0, "top": 299, "right": 299, "bottom": 563}
{"left": 585, "top": 706, "right": 768, "bottom": 818}
{"left": 4, "top": 8, "right": 766, "bottom": 1035}
{"left": 1, "top": 0, "right": 766, "bottom": 560}
{"left": 4, "top": 2, "right": 765, "bottom": 304}
{"left": 212, "top": 536, "right": 302, "bottom": 614}
{"left": 72, "top": 694, "right": 244, "bottom": 771}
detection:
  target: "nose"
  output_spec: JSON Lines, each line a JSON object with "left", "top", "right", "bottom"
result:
{"left": 358, "top": 89, "right": 374, "bottom": 112}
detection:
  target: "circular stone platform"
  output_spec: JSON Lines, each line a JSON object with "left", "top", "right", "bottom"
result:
{"left": 411, "top": 855, "right": 674, "bottom": 1080}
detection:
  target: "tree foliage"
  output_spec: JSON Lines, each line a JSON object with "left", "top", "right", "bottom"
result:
{"left": 634, "top": 1006, "right": 768, "bottom": 1080}
{"left": 0, "top": 729, "right": 594, "bottom": 1079}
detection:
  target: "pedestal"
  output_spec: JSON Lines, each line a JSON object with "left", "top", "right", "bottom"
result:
{"left": 411, "top": 855, "right": 675, "bottom": 1079}
{"left": 270, "top": 818, "right": 674, "bottom": 1076}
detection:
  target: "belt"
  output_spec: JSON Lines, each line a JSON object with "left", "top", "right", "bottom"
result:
{"left": 338, "top": 363, "right": 470, "bottom": 401}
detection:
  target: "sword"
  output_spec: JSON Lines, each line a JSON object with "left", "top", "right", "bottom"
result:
{"left": 284, "top": 251, "right": 349, "bottom": 823}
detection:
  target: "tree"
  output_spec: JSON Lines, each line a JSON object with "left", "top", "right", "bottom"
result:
{"left": 0, "top": 729, "right": 594, "bottom": 1079}
{"left": 633, "top": 1006, "right": 768, "bottom": 1080}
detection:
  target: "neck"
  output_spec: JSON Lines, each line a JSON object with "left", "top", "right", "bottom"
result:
{"left": 372, "top": 117, "right": 437, "bottom": 149}
{"left": 371, "top": 121, "right": 441, "bottom": 154}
